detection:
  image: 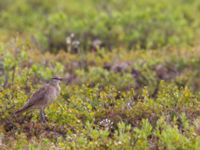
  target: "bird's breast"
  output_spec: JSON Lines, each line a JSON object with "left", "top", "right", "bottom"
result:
{"left": 46, "top": 86, "right": 60, "bottom": 104}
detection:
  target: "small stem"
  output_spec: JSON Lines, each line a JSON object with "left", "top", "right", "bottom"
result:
{"left": 3, "top": 71, "right": 9, "bottom": 88}
{"left": 11, "top": 66, "right": 16, "bottom": 85}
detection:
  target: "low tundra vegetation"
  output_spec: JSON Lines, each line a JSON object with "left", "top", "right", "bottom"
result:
{"left": 0, "top": 38, "right": 200, "bottom": 149}
{"left": 0, "top": 0, "right": 200, "bottom": 149}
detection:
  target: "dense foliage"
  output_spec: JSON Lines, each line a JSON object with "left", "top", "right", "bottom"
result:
{"left": 0, "top": 0, "right": 200, "bottom": 149}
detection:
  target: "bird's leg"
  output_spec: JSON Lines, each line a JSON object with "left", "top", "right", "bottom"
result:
{"left": 40, "top": 109, "right": 46, "bottom": 123}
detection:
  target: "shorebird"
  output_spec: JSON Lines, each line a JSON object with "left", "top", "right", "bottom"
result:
{"left": 15, "top": 76, "right": 63, "bottom": 122}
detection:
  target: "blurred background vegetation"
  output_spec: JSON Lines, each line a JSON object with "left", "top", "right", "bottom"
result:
{"left": 0, "top": 0, "right": 200, "bottom": 52}
{"left": 0, "top": 0, "right": 200, "bottom": 149}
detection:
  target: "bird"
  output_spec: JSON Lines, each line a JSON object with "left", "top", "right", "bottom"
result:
{"left": 15, "top": 76, "right": 63, "bottom": 122}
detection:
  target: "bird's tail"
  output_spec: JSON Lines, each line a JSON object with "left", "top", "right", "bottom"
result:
{"left": 15, "top": 104, "right": 32, "bottom": 115}
{"left": 15, "top": 108, "right": 26, "bottom": 115}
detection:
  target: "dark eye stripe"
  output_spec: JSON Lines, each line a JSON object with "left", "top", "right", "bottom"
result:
{"left": 52, "top": 77, "right": 62, "bottom": 80}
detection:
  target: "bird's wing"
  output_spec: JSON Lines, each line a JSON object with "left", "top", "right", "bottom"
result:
{"left": 23, "top": 85, "right": 49, "bottom": 108}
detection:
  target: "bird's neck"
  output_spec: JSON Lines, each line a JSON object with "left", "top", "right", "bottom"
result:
{"left": 55, "top": 83, "right": 61, "bottom": 92}
{"left": 50, "top": 82, "right": 60, "bottom": 92}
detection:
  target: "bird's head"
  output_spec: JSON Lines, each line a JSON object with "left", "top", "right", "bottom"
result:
{"left": 50, "top": 76, "right": 63, "bottom": 85}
